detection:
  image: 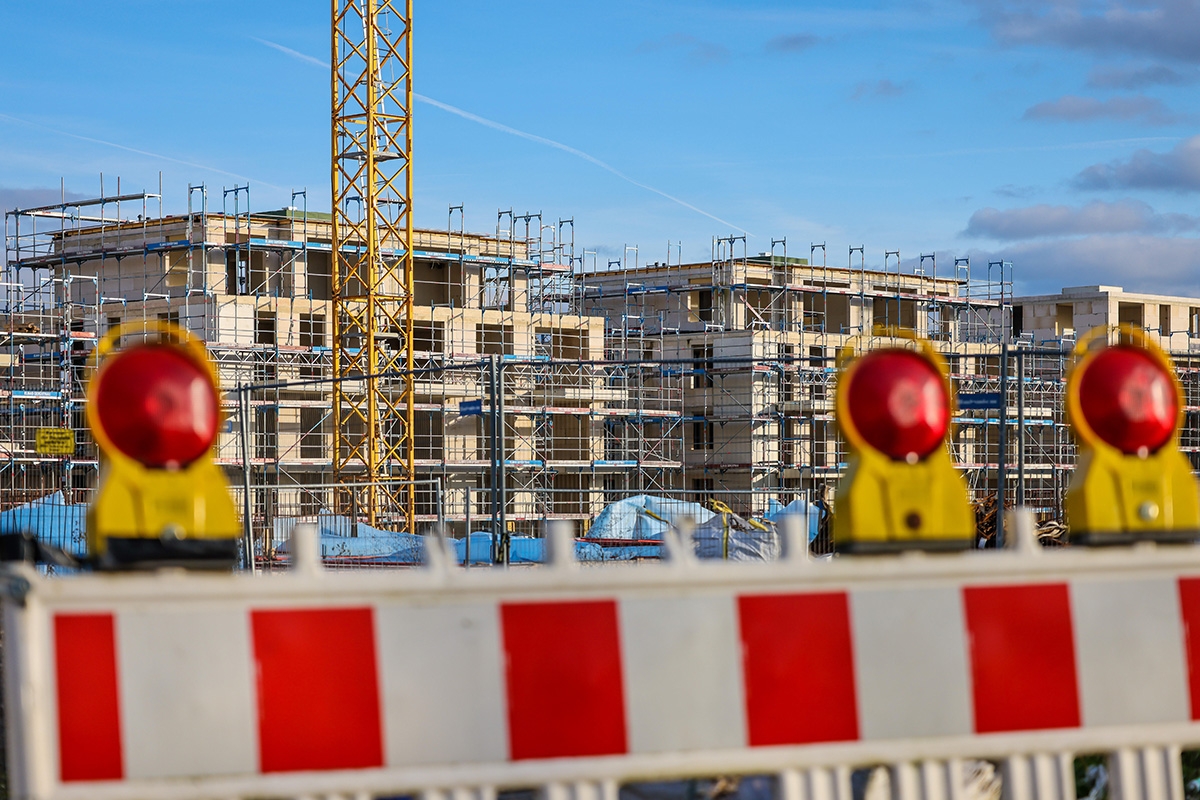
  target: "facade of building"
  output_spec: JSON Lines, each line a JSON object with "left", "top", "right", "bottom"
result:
{"left": 1, "top": 190, "right": 682, "bottom": 540}
{"left": 580, "top": 251, "right": 1013, "bottom": 513}
{"left": 1012, "top": 284, "right": 1200, "bottom": 476}
{"left": 1014, "top": 285, "right": 1200, "bottom": 350}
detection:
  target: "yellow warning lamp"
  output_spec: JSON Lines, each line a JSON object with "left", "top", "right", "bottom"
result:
{"left": 86, "top": 322, "right": 240, "bottom": 568}
{"left": 831, "top": 338, "right": 974, "bottom": 553}
{"left": 1064, "top": 326, "right": 1199, "bottom": 544}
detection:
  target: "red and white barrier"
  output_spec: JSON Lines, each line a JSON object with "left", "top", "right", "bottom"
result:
{"left": 6, "top": 520, "right": 1200, "bottom": 800}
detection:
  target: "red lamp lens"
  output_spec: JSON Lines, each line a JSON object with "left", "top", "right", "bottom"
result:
{"left": 1077, "top": 345, "right": 1176, "bottom": 455}
{"left": 846, "top": 349, "right": 949, "bottom": 462}
{"left": 93, "top": 344, "right": 219, "bottom": 468}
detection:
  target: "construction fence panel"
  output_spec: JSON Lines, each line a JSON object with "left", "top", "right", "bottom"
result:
{"left": 7, "top": 528, "right": 1200, "bottom": 799}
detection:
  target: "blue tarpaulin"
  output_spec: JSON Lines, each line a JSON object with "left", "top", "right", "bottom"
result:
{"left": 453, "top": 531, "right": 605, "bottom": 564}
{"left": 586, "top": 495, "right": 715, "bottom": 541}
{"left": 764, "top": 498, "right": 823, "bottom": 542}
{"left": 0, "top": 492, "right": 86, "bottom": 554}
{"left": 275, "top": 515, "right": 427, "bottom": 563}
{"left": 275, "top": 521, "right": 608, "bottom": 565}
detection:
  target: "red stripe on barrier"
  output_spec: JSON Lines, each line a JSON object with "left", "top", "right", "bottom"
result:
{"left": 54, "top": 613, "right": 123, "bottom": 782}
{"left": 1177, "top": 578, "right": 1200, "bottom": 719}
{"left": 964, "top": 584, "right": 1080, "bottom": 733}
{"left": 501, "top": 600, "right": 627, "bottom": 760}
{"left": 737, "top": 592, "right": 859, "bottom": 746}
{"left": 251, "top": 607, "right": 383, "bottom": 773}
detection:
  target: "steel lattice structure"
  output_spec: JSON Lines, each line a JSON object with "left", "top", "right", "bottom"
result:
{"left": 331, "top": 0, "right": 415, "bottom": 527}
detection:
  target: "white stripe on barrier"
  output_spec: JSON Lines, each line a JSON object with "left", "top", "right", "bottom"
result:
{"left": 850, "top": 587, "right": 973, "bottom": 741}
{"left": 116, "top": 607, "right": 257, "bottom": 780}
{"left": 376, "top": 601, "right": 508, "bottom": 767}
{"left": 1072, "top": 579, "right": 1190, "bottom": 728}
{"left": 620, "top": 593, "right": 746, "bottom": 754}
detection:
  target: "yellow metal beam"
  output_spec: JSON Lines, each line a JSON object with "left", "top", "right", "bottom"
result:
{"left": 331, "top": 0, "right": 415, "bottom": 529}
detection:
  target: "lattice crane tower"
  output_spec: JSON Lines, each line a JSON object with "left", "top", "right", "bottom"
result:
{"left": 331, "top": 0, "right": 415, "bottom": 528}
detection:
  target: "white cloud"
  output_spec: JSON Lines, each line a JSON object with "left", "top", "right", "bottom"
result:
{"left": 965, "top": 199, "right": 1200, "bottom": 240}
{"left": 976, "top": 0, "right": 1200, "bottom": 64}
{"left": 1022, "top": 94, "right": 1182, "bottom": 125}
{"left": 1073, "top": 134, "right": 1200, "bottom": 191}
{"left": 1086, "top": 63, "right": 1196, "bottom": 89}
{"left": 986, "top": 234, "right": 1200, "bottom": 296}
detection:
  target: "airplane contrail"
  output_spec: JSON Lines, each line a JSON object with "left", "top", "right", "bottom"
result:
{"left": 412, "top": 94, "right": 750, "bottom": 234}
{"left": 253, "top": 36, "right": 750, "bottom": 235}
{"left": 251, "top": 37, "right": 326, "bottom": 68}
{"left": 0, "top": 112, "right": 287, "bottom": 190}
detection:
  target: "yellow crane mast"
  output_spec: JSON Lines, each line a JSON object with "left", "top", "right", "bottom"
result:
{"left": 331, "top": 0, "right": 416, "bottom": 528}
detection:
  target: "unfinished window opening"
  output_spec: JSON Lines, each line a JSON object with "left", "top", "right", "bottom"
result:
{"left": 1160, "top": 304, "right": 1172, "bottom": 336}
{"left": 477, "top": 324, "right": 514, "bottom": 356}
{"left": 300, "top": 313, "right": 326, "bottom": 349}
{"left": 255, "top": 310, "right": 277, "bottom": 346}
{"left": 304, "top": 250, "right": 332, "bottom": 300}
{"left": 825, "top": 294, "right": 850, "bottom": 333}
{"left": 692, "top": 418, "right": 714, "bottom": 450}
{"left": 551, "top": 414, "right": 589, "bottom": 461}
{"left": 415, "top": 410, "right": 445, "bottom": 461}
{"left": 246, "top": 251, "right": 269, "bottom": 294}
{"left": 1118, "top": 301, "right": 1144, "bottom": 329}
{"left": 780, "top": 345, "right": 796, "bottom": 404}
{"left": 804, "top": 291, "right": 825, "bottom": 331}
{"left": 299, "top": 407, "right": 326, "bottom": 460}
{"left": 552, "top": 473, "right": 590, "bottom": 516}
{"left": 413, "top": 321, "right": 445, "bottom": 354}
{"left": 872, "top": 296, "right": 901, "bottom": 332}
{"left": 1056, "top": 303, "right": 1074, "bottom": 335}
{"left": 254, "top": 407, "right": 278, "bottom": 461}
{"left": 813, "top": 419, "right": 828, "bottom": 468}
{"left": 225, "top": 249, "right": 249, "bottom": 295}
{"left": 782, "top": 417, "right": 800, "bottom": 465}
{"left": 483, "top": 268, "right": 511, "bottom": 310}
{"left": 535, "top": 327, "right": 585, "bottom": 360}
{"left": 697, "top": 289, "right": 713, "bottom": 323}
{"left": 692, "top": 345, "right": 714, "bottom": 389}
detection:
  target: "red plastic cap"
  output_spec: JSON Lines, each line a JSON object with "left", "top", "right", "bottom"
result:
{"left": 1078, "top": 345, "right": 1177, "bottom": 455}
{"left": 846, "top": 349, "right": 949, "bottom": 462}
{"left": 93, "top": 344, "right": 219, "bottom": 469}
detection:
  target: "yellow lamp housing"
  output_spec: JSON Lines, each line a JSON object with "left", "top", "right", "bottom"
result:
{"left": 831, "top": 337, "right": 974, "bottom": 553}
{"left": 86, "top": 322, "right": 240, "bottom": 569}
{"left": 1064, "top": 326, "right": 1199, "bottom": 545}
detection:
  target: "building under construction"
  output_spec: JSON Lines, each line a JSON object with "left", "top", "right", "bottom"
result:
{"left": 1, "top": 184, "right": 682, "bottom": 546}
{"left": 578, "top": 244, "right": 1018, "bottom": 515}
{"left": 9, "top": 182, "right": 1200, "bottom": 550}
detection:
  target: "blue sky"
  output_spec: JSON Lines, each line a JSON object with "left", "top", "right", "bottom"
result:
{"left": 2, "top": 0, "right": 1200, "bottom": 295}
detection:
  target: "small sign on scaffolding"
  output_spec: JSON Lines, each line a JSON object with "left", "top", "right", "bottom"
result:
{"left": 957, "top": 392, "right": 1002, "bottom": 410}
{"left": 459, "top": 399, "right": 484, "bottom": 417}
{"left": 35, "top": 427, "right": 75, "bottom": 456}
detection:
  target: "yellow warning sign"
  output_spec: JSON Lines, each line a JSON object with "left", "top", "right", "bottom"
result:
{"left": 35, "top": 428, "right": 75, "bottom": 456}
